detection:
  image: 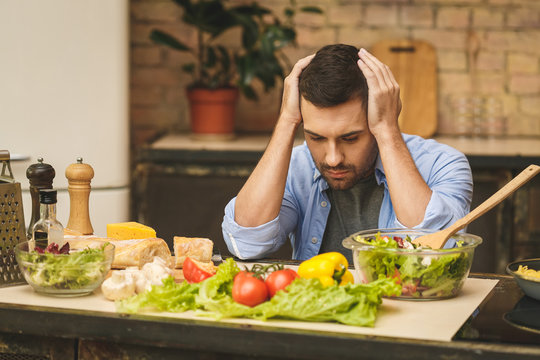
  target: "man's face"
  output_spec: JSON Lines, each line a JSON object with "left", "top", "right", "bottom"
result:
{"left": 301, "top": 96, "right": 378, "bottom": 190}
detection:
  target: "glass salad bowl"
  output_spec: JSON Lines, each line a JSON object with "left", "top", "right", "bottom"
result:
{"left": 15, "top": 240, "right": 114, "bottom": 297}
{"left": 342, "top": 229, "right": 482, "bottom": 300}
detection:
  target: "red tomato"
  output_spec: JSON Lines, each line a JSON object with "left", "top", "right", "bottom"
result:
{"left": 392, "top": 267, "right": 401, "bottom": 285}
{"left": 183, "top": 257, "right": 214, "bottom": 283}
{"left": 232, "top": 271, "right": 268, "bottom": 307}
{"left": 265, "top": 269, "right": 299, "bottom": 298}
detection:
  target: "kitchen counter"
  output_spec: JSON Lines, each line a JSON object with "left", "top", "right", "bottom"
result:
{"left": 0, "top": 273, "right": 539, "bottom": 359}
{"left": 141, "top": 133, "right": 540, "bottom": 168}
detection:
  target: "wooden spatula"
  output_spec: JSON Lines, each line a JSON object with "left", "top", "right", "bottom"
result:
{"left": 412, "top": 164, "right": 540, "bottom": 249}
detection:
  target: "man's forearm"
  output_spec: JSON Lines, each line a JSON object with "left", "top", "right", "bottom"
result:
{"left": 234, "top": 119, "right": 299, "bottom": 227}
{"left": 376, "top": 129, "right": 432, "bottom": 227}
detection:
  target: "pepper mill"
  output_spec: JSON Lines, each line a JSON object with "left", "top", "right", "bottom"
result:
{"left": 26, "top": 158, "right": 55, "bottom": 240}
{"left": 65, "top": 157, "right": 94, "bottom": 235}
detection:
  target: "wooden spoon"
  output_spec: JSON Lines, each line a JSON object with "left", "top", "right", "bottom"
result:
{"left": 412, "top": 164, "right": 540, "bottom": 249}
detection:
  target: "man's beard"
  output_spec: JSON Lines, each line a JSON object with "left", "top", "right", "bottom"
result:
{"left": 316, "top": 149, "right": 378, "bottom": 190}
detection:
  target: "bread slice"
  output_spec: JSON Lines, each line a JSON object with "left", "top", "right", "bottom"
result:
{"left": 173, "top": 236, "right": 213, "bottom": 268}
{"left": 67, "top": 236, "right": 172, "bottom": 269}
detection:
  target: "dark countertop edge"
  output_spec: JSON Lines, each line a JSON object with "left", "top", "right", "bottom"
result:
{"left": 137, "top": 147, "right": 264, "bottom": 165}
{"left": 0, "top": 306, "right": 538, "bottom": 360}
{"left": 137, "top": 147, "right": 540, "bottom": 171}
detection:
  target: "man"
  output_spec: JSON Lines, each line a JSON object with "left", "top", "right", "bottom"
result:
{"left": 222, "top": 44, "right": 472, "bottom": 262}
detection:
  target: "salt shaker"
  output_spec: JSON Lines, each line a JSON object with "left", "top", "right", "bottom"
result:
{"left": 26, "top": 158, "right": 55, "bottom": 240}
{"left": 65, "top": 157, "right": 94, "bottom": 235}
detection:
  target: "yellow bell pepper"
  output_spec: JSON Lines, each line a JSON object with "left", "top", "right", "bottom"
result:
{"left": 340, "top": 269, "right": 354, "bottom": 285}
{"left": 297, "top": 252, "right": 354, "bottom": 287}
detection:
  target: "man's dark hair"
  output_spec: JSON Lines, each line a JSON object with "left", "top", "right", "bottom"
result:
{"left": 299, "top": 44, "right": 368, "bottom": 109}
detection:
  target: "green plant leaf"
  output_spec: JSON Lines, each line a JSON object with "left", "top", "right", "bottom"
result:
{"left": 284, "top": 7, "right": 294, "bottom": 18}
{"left": 241, "top": 84, "right": 258, "bottom": 101}
{"left": 300, "top": 6, "right": 323, "bottom": 14}
{"left": 205, "top": 47, "right": 217, "bottom": 68}
{"left": 150, "top": 30, "right": 191, "bottom": 52}
{"left": 216, "top": 46, "right": 230, "bottom": 71}
{"left": 235, "top": 55, "right": 255, "bottom": 86}
{"left": 233, "top": 13, "right": 259, "bottom": 49}
{"left": 231, "top": 4, "right": 271, "bottom": 17}
{"left": 182, "top": 63, "right": 195, "bottom": 74}
{"left": 182, "top": 0, "right": 236, "bottom": 38}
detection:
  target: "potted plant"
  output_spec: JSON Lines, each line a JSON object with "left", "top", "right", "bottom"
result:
{"left": 150, "top": 0, "right": 322, "bottom": 138}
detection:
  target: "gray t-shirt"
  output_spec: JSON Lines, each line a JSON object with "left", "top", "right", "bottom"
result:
{"left": 320, "top": 173, "right": 384, "bottom": 265}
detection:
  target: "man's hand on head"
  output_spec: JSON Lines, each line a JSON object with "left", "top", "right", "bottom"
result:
{"left": 279, "top": 54, "right": 315, "bottom": 128}
{"left": 357, "top": 48, "right": 402, "bottom": 140}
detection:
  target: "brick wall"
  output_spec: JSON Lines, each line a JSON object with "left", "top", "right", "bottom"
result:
{"left": 130, "top": 0, "right": 540, "bottom": 148}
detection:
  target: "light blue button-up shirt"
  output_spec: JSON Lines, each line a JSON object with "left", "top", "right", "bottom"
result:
{"left": 222, "top": 134, "right": 473, "bottom": 260}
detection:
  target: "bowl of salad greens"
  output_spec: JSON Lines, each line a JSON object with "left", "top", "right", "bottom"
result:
{"left": 15, "top": 240, "right": 114, "bottom": 297}
{"left": 342, "top": 229, "right": 482, "bottom": 300}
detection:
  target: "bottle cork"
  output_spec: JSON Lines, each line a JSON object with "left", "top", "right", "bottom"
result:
{"left": 26, "top": 158, "right": 55, "bottom": 240}
{"left": 65, "top": 157, "right": 94, "bottom": 235}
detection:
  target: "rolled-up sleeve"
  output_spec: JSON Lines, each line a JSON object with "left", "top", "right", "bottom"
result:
{"left": 221, "top": 194, "right": 298, "bottom": 259}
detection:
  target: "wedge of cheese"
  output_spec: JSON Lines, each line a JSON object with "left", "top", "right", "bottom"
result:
{"left": 174, "top": 236, "right": 213, "bottom": 268}
{"left": 107, "top": 222, "right": 156, "bottom": 240}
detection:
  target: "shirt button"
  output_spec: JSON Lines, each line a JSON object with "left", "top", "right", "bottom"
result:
{"left": 311, "top": 237, "right": 318, "bottom": 244}
{"left": 320, "top": 201, "right": 328, "bottom": 207}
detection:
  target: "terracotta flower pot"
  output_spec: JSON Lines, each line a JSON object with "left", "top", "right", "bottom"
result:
{"left": 186, "top": 88, "right": 239, "bottom": 139}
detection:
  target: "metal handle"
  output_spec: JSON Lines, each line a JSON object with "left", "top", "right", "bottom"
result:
{"left": 0, "top": 150, "right": 9, "bottom": 161}
{"left": 0, "top": 150, "right": 15, "bottom": 183}
{"left": 10, "top": 153, "right": 30, "bottom": 161}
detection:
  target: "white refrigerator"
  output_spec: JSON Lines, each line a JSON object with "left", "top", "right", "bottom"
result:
{"left": 0, "top": 0, "right": 130, "bottom": 237}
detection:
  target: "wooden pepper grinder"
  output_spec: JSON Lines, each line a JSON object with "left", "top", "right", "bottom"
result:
{"left": 65, "top": 157, "right": 94, "bottom": 235}
{"left": 26, "top": 158, "right": 55, "bottom": 240}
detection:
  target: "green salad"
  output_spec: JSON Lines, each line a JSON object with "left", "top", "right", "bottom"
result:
{"left": 19, "top": 245, "right": 109, "bottom": 290}
{"left": 117, "top": 258, "right": 401, "bottom": 327}
{"left": 355, "top": 233, "right": 472, "bottom": 299}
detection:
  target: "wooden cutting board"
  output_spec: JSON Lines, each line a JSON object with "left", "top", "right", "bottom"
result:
{"left": 370, "top": 39, "right": 438, "bottom": 138}
{"left": 0, "top": 278, "right": 498, "bottom": 342}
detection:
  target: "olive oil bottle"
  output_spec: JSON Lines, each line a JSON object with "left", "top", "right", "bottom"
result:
{"left": 31, "top": 189, "right": 64, "bottom": 250}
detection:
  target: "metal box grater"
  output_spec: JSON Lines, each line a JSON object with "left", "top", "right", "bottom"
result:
{"left": 0, "top": 150, "right": 26, "bottom": 286}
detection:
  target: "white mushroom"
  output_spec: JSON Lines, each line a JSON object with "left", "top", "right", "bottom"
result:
{"left": 142, "top": 257, "right": 173, "bottom": 286}
{"left": 101, "top": 271, "right": 136, "bottom": 301}
{"left": 124, "top": 267, "right": 151, "bottom": 294}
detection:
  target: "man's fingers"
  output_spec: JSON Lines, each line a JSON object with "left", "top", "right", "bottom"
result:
{"left": 357, "top": 50, "right": 388, "bottom": 90}
{"left": 358, "top": 48, "right": 397, "bottom": 90}
{"left": 290, "top": 54, "right": 315, "bottom": 77}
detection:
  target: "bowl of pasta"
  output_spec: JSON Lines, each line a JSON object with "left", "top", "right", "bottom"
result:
{"left": 506, "top": 259, "right": 540, "bottom": 301}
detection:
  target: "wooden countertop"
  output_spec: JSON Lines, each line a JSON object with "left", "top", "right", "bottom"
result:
{"left": 150, "top": 133, "right": 540, "bottom": 156}
{"left": 434, "top": 136, "right": 540, "bottom": 158}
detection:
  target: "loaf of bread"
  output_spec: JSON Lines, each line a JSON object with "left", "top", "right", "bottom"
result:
{"left": 173, "top": 236, "right": 213, "bottom": 268}
{"left": 112, "top": 238, "right": 172, "bottom": 268}
{"left": 67, "top": 236, "right": 172, "bottom": 269}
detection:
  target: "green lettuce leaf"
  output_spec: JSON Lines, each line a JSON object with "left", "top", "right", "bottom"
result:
{"left": 117, "top": 277, "right": 200, "bottom": 313}
{"left": 254, "top": 277, "right": 400, "bottom": 327}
